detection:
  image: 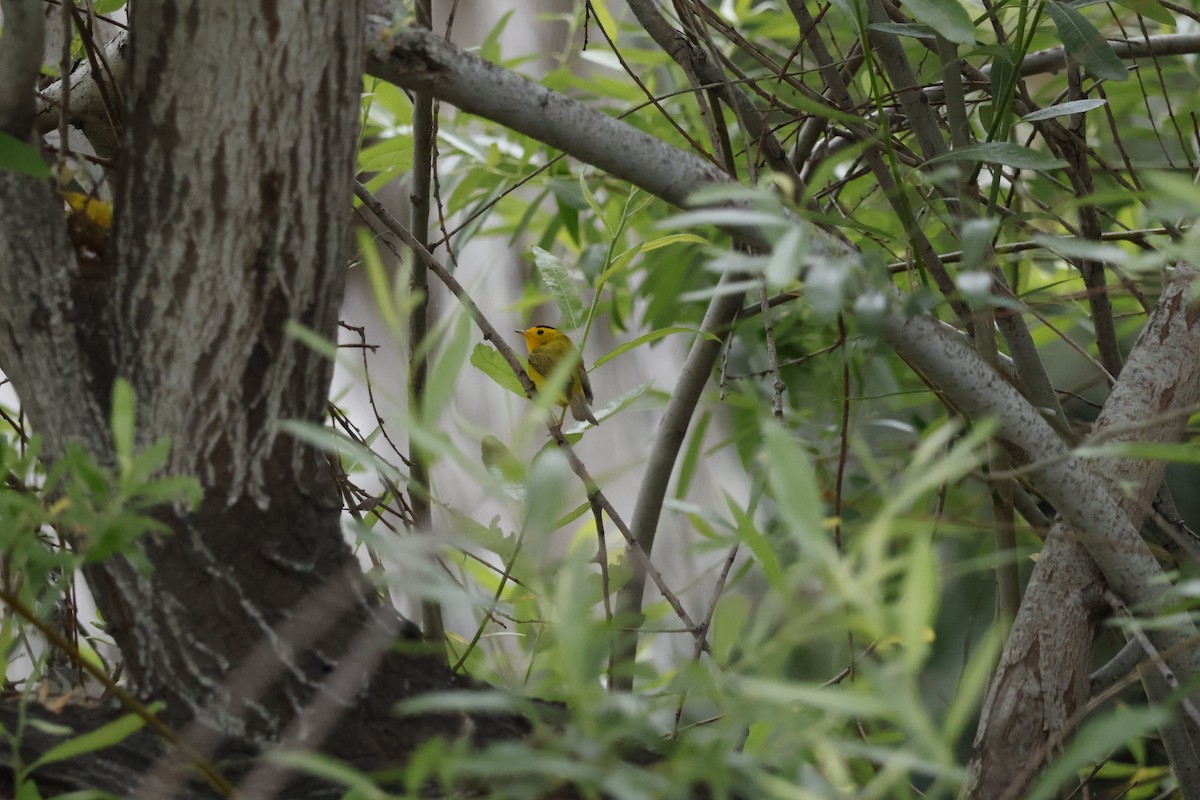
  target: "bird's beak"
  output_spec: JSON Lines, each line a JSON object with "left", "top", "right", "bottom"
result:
{"left": 513, "top": 329, "right": 523, "bottom": 334}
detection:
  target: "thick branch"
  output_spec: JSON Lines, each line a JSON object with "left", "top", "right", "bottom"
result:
{"left": 0, "top": 0, "right": 43, "bottom": 137}
{"left": 363, "top": 26, "right": 730, "bottom": 211}
{"left": 909, "top": 269, "right": 1200, "bottom": 798}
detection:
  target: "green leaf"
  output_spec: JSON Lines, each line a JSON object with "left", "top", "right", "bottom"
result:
{"left": 14, "top": 779, "right": 43, "bottom": 800}
{"left": 762, "top": 424, "right": 826, "bottom": 551}
{"left": 828, "top": 0, "right": 869, "bottom": 33}
{"left": 532, "top": 247, "right": 585, "bottom": 331}
{"left": 737, "top": 676, "right": 890, "bottom": 717}
{"left": 421, "top": 311, "right": 472, "bottom": 426}
{"left": 661, "top": 208, "right": 790, "bottom": 231}
{"left": 30, "top": 710, "right": 152, "bottom": 770}
{"left": 570, "top": 381, "right": 650, "bottom": 431}
{"left": 0, "top": 132, "right": 51, "bottom": 178}
{"left": 1027, "top": 705, "right": 1170, "bottom": 800}
{"left": 1032, "top": 234, "right": 1131, "bottom": 264}
{"left": 732, "top": 497, "right": 785, "bottom": 591}
{"left": 710, "top": 593, "right": 750, "bottom": 665}
{"left": 523, "top": 447, "right": 571, "bottom": 536}
{"left": 1020, "top": 98, "right": 1107, "bottom": 121}
{"left": 588, "top": 0, "right": 620, "bottom": 43}
{"left": 639, "top": 233, "right": 709, "bottom": 252}
{"left": 764, "top": 226, "right": 806, "bottom": 287}
{"left": 593, "top": 327, "right": 717, "bottom": 368}
{"left": 867, "top": 22, "right": 936, "bottom": 39}
{"left": 481, "top": 435, "right": 525, "bottom": 483}
{"left": 356, "top": 229, "right": 403, "bottom": 335}
{"left": 1044, "top": 1, "right": 1129, "bottom": 82}
{"left": 898, "top": 532, "right": 938, "bottom": 670}
{"left": 1076, "top": 441, "right": 1200, "bottom": 464}
{"left": 958, "top": 217, "right": 999, "bottom": 272}
{"left": 110, "top": 379, "right": 136, "bottom": 475}
{"left": 1109, "top": 0, "right": 1174, "bottom": 24}
{"left": 988, "top": 48, "right": 1017, "bottom": 119}
{"left": 285, "top": 321, "right": 339, "bottom": 361}
{"left": 891, "top": 0, "right": 973, "bottom": 44}
{"left": 358, "top": 134, "right": 415, "bottom": 173}
{"left": 396, "top": 690, "right": 527, "bottom": 717}
{"left": 927, "top": 142, "right": 1066, "bottom": 170}
{"left": 265, "top": 750, "right": 385, "bottom": 797}
{"left": 469, "top": 343, "right": 526, "bottom": 398}
{"left": 942, "top": 625, "right": 1005, "bottom": 742}
{"left": 675, "top": 410, "right": 711, "bottom": 500}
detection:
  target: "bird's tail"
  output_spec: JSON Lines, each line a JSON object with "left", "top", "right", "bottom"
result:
{"left": 570, "top": 394, "right": 600, "bottom": 426}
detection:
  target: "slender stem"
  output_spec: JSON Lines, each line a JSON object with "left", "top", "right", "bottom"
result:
{"left": 451, "top": 531, "right": 526, "bottom": 674}
{"left": 408, "top": 0, "right": 445, "bottom": 646}
{"left": 760, "top": 283, "right": 784, "bottom": 419}
{"left": 592, "top": 499, "right": 615, "bottom": 691}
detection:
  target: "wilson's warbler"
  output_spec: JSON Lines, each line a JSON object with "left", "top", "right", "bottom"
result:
{"left": 516, "top": 325, "right": 600, "bottom": 427}
{"left": 61, "top": 190, "right": 112, "bottom": 259}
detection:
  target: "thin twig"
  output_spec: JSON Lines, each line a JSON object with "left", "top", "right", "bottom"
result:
{"left": 592, "top": 499, "right": 615, "bottom": 691}
{"left": 1103, "top": 590, "right": 1200, "bottom": 728}
{"left": 0, "top": 588, "right": 234, "bottom": 797}
{"left": 759, "top": 283, "right": 785, "bottom": 419}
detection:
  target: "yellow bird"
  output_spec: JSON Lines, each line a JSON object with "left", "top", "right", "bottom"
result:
{"left": 516, "top": 325, "right": 600, "bottom": 427}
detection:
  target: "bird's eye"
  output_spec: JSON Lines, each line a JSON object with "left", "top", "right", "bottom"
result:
{"left": 536, "top": 328, "right": 544, "bottom": 336}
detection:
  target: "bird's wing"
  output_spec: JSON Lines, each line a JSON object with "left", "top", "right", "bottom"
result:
{"left": 527, "top": 349, "right": 560, "bottom": 379}
{"left": 577, "top": 364, "right": 594, "bottom": 405}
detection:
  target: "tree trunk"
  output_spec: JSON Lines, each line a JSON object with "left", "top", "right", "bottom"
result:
{"left": 1, "top": 3, "right": 511, "bottom": 789}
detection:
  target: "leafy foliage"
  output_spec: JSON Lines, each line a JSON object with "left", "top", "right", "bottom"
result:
{"left": 4, "top": 0, "right": 1200, "bottom": 796}
{"left": 340, "top": 0, "right": 1200, "bottom": 794}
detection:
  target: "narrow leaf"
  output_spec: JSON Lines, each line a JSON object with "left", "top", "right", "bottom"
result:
{"left": 867, "top": 22, "right": 936, "bottom": 39}
{"left": 1076, "top": 441, "right": 1200, "bottom": 464}
{"left": 733, "top": 500, "right": 786, "bottom": 591}
{"left": 110, "top": 378, "right": 136, "bottom": 474}
{"left": 469, "top": 343, "right": 526, "bottom": 398}
{"left": 0, "top": 132, "right": 51, "bottom": 178}
{"left": 1032, "top": 234, "right": 1130, "bottom": 263}
{"left": 927, "top": 142, "right": 1066, "bottom": 170}
{"left": 593, "top": 327, "right": 717, "bottom": 368}
{"left": 675, "top": 410, "right": 712, "bottom": 500}
{"left": 265, "top": 750, "right": 386, "bottom": 795}
{"left": 899, "top": 533, "right": 938, "bottom": 670}
{"left": 532, "top": 247, "right": 585, "bottom": 331}
{"left": 421, "top": 311, "right": 473, "bottom": 425}
{"left": 1026, "top": 705, "right": 1169, "bottom": 800}
{"left": 1021, "top": 98, "right": 1106, "bottom": 121}
{"left": 828, "top": 0, "right": 869, "bottom": 33}
{"left": 989, "top": 50, "right": 1017, "bottom": 115}
{"left": 890, "top": 0, "right": 973, "bottom": 43}
{"left": 1110, "top": 0, "right": 1174, "bottom": 24}
{"left": 762, "top": 425, "right": 825, "bottom": 548}
{"left": 661, "top": 208, "right": 791, "bottom": 231}
{"left": 1044, "top": 1, "right": 1129, "bottom": 82}
{"left": 639, "top": 233, "right": 709, "bottom": 252}
{"left": 764, "top": 226, "right": 806, "bottom": 287}
{"left": 30, "top": 712, "right": 149, "bottom": 769}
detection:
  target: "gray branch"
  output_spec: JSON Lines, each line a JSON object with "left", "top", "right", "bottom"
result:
{"left": 0, "top": 0, "right": 43, "bottom": 136}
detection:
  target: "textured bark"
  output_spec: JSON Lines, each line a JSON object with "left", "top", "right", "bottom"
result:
{"left": 963, "top": 268, "right": 1200, "bottom": 798}
{"left": 0, "top": 2, "right": 512, "bottom": 790}
{"left": 75, "top": 0, "right": 370, "bottom": 733}
{"left": 966, "top": 530, "right": 1102, "bottom": 799}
